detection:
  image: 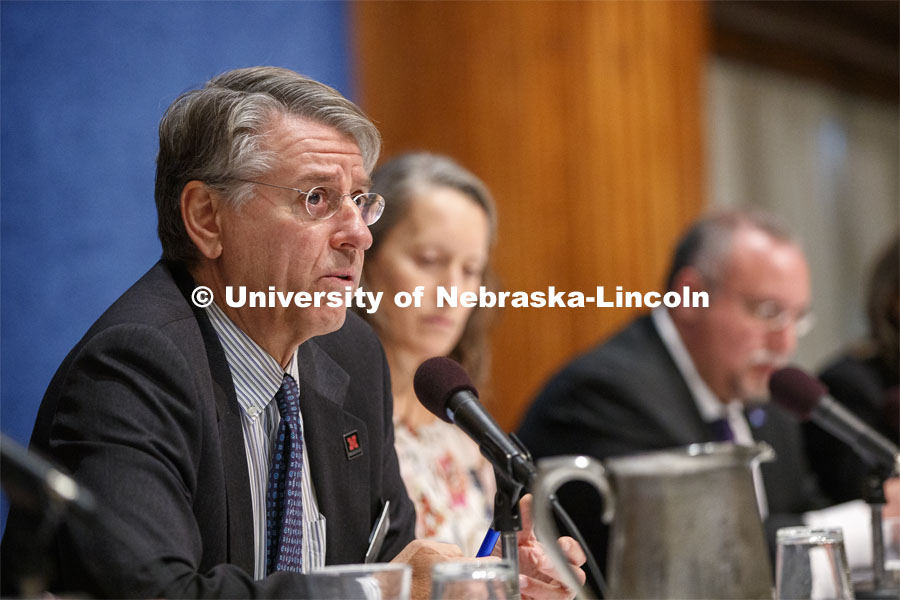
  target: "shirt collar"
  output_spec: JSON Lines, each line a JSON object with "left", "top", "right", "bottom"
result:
{"left": 651, "top": 307, "right": 730, "bottom": 422}
{"left": 205, "top": 301, "right": 297, "bottom": 415}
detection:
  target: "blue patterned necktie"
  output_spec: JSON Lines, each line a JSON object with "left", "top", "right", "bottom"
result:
{"left": 265, "top": 373, "right": 304, "bottom": 574}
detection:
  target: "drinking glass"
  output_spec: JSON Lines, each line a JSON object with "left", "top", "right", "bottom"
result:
{"left": 776, "top": 527, "right": 853, "bottom": 600}
{"left": 430, "top": 561, "right": 518, "bottom": 600}
{"left": 309, "top": 563, "right": 411, "bottom": 600}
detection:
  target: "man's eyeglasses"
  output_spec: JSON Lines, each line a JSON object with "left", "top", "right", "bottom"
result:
{"left": 232, "top": 178, "right": 385, "bottom": 226}
{"left": 718, "top": 285, "right": 815, "bottom": 337}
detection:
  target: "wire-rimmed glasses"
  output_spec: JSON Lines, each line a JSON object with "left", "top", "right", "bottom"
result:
{"left": 711, "top": 279, "right": 815, "bottom": 337}
{"left": 741, "top": 297, "right": 815, "bottom": 337}
{"left": 232, "top": 178, "right": 385, "bottom": 225}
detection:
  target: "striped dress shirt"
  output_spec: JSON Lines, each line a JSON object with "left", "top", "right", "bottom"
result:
{"left": 206, "top": 302, "right": 326, "bottom": 578}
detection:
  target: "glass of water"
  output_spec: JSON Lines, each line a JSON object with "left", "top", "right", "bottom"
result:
{"left": 431, "top": 561, "right": 518, "bottom": 600}
{"left": 775, "top": 526, "right": 853, "bottom": 600}
{"left": 309, "top": 563, "right": 411, "bottom": 600}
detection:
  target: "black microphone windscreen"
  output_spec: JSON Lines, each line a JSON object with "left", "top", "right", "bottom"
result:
{"left": 769, "top": 366, "right": 828, "bottom": 420}
{"left": 413, "top": 357, "right": 478, "bottom": 423}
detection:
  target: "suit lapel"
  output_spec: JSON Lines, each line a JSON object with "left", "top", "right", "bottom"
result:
{"left": 204, "top": 332, "right": 255, "bottom": 573}
{"left": 641, "top": 317, "right": 712, "bottom": 445}
{"left": 168, "top": 262, "right": 255, "bottom": 572}
{"left": 168, "top": 261, "right": 375, "bottom": 568}
{"left": 296, "top": 338, "right": 372, "bottom": 565}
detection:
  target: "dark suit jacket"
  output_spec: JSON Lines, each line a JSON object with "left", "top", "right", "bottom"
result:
{"left": 517, "top": 314, "right": 826, "bottom": 579}
{"left": 1, "top": 261, "right": 415, "bottom": 598}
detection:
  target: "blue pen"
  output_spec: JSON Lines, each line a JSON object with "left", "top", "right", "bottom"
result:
{"left": 476, "top": 527, "right": 501, "bottom": 557}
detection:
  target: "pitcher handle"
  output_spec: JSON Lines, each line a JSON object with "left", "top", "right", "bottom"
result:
{"left": 531, "top": 455, "right": 614, "bottom": 598}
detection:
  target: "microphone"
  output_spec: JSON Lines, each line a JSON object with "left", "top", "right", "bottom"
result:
{"left": 769, "top": 367, "right": 899, "bottom": 474}
{"left": 1, "top": 433, "right": 96, "bottom": 517}
{"left": 415, "top": 358, "right": 606, "bottom": 595}
{"left": 414, "top": 357, "right": 537, "bottom": 487}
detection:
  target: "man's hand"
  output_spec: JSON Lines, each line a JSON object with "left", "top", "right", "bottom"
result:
{"left": 492, "top": 494, "right": 587, "bottom": 600}
{"left": 392, "top": 539, "right": 463, "bottom": 600}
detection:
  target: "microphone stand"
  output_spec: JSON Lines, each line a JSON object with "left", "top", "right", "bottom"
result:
{"left": 859, "top": 458, "right": 900, "bottom": 598}
{"left": 862, "top": 469, "right": 900, "bottom": 598}
{"left": 866, "top": 471, "right": 888, "bottom": 593}
{"left": 489, "top": 434, "right": 535, "bottom": 600}
{"left": 491, "top": 467, "right": 523, "bottom": 600}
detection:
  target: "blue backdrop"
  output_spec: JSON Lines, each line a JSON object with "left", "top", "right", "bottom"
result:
{"left": 1, "top": 0, "right": 353, "bottom": 534}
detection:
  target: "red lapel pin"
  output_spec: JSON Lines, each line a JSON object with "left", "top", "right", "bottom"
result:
{"left": 343, "top": 430, "right": 362, "bottom": 460}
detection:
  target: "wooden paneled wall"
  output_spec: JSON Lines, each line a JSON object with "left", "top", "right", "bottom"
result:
{"left": 353, "top": 1, "right": 708, "bottom": 430}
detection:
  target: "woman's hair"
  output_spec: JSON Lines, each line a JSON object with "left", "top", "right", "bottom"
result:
{"left": 866, "top": 234, "right": 899, "bottom": 376}
{"left": 361, "top": 152, "right": 498, "bottom": 388}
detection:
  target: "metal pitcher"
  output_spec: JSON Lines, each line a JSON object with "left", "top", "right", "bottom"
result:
{"left": 533, "top": 443, "right": 776, "bottom": 599}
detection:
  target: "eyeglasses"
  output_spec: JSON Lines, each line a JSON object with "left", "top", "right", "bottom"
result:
{"left": 232, "top": 178, "right": 385, "bottom": 226}
{"left": 716, "top": 283, "right": 815, "bottom": 337}
{"left": 743, "top": 298, "right": 815, "bottom": 337}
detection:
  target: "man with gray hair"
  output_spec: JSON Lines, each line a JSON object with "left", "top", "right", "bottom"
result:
{"left": 1, "top": 67, "right": 584, "bottom": 599}
{"left": 518, "top": 209, "right": 829, "bottom": 585}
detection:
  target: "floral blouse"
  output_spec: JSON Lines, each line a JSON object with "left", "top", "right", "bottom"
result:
{"left": 394, "top": 418, "right": 496, "bottom": 556}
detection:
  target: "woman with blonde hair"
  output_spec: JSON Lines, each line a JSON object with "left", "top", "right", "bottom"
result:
{"left": 359, "top": 152, "right": 498, "bottom": 555}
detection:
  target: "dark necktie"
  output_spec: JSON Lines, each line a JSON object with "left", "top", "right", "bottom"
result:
{"left": 265, "top": 373, "right": 304, "bottom": 574}
{"left": 709, "top": 417, "right": 735, "bottom": 442}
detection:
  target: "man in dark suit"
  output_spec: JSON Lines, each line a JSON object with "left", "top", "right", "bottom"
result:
{"left": 0, "top": 65, "right": 432, "bottom": 598}
{"left": 3, "top": 66, "right": 584, "bottom": 600}
{"left": 518, "top": 210, "right": 829, "bottom": 581}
